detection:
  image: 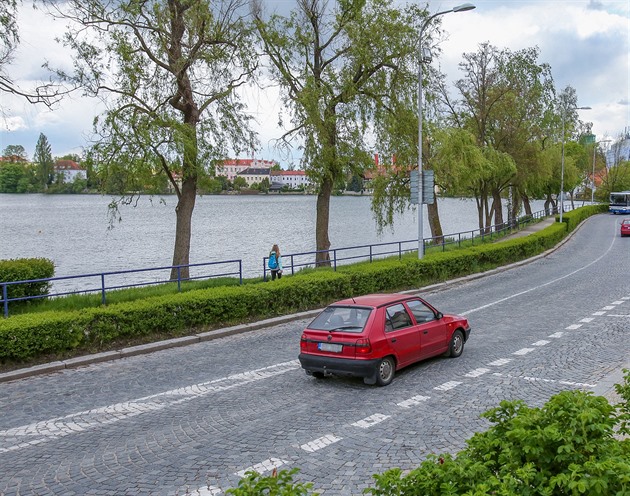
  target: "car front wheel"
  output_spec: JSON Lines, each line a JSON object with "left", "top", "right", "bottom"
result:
{"left": 446, "top": 330, "right": 465, "bottom": 358}
{"left": 374, "top": 356, "right": 396, "bottom": 386}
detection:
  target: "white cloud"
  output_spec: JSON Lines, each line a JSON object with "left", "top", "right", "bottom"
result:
{"left": 439, "top": 0, "right": 629, "bottom": 141}
{"left": 1, "top": 0, "right": 629, "bottom": 161}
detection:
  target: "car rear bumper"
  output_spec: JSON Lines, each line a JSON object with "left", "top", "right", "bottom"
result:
{"left": 463, "top": 327, "right": 471, "bottom": 341}
{"left": 298, "top": 353, "right": 380, "bottom": 378}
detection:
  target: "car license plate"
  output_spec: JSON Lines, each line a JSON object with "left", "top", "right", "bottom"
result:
{"left": 318, "top": 342, "right": 343, "bottom": 353}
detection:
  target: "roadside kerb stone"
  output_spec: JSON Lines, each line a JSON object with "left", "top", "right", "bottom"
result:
{"left": 0, "top": 361, "right": 66, "bottom": 382}
{"left": 63, "top": 350, "right": 122, "bottom": 368}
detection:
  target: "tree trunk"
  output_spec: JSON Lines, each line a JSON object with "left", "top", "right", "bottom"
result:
{"left": 427, "top": 201, "right": 443, "bottom": 244}
{"left": 170, "top": 177, "right": 197, "bottom": 280}
{"left": 522, "top": 192, "right": 532, "bottom": 216}
{"left": 315, "top": 177, "right": 332, "bottom": 267}
{"left": 491, "top": 188, "right": 504, "bottom": 231}
{"left": 483, "top": 195, "right": 492, "bottom": 234}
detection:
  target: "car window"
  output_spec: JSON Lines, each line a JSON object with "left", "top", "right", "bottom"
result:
{"left": 406, "top": 299, "right": 436, "bottom": 324}
{"left": 308, "top": 306, "right": 372, "bottom": 332}
{"left": 385, "top": 303, "right": 413, "bottom": 332}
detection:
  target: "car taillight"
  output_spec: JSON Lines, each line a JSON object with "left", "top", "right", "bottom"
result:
{"left": 355, "top": 338, "right": 371, "bottom": 354}
{"left": 300, "top": 333, "right": 307, "bottom": 351}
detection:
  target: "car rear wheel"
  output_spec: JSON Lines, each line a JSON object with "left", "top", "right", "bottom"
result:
{"left": 447, "top": 330, "right": 465, "bottom": 358}
{"left": 375, "top": 356, "right": 395, "bottom": 386}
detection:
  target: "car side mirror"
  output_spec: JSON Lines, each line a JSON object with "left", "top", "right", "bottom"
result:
{"left": 436, "top": 312, "right": 443, "bottom": 320}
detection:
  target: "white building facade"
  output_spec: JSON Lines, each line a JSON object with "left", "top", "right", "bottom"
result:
{"left": 215, "top": 159, "right": 275, "bottom": 181}
{"left": 271, "top": 170, "right": 312, "bottom": 189}
{"left": 54, "top": 160, "right": 86, "bottom": 183}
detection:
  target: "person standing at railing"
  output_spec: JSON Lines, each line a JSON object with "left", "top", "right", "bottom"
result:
{"left": 268, "top": 244, "right": 283, "bottom": 280}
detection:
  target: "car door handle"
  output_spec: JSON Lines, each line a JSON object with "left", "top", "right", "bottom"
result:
{"left": 423, "top": 331, "right": 429, "bottom": 334}
{"left": 391, "top": 338, "right": 397, "bottom": 343}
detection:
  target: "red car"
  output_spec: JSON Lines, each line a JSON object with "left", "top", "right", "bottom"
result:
{"left": 621, "top": 219, "right": 630, "bottom": 237}
{"left": 299, "top": 293, "right": 471, "bottom": 386}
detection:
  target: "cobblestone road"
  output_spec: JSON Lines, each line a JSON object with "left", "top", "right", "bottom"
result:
{"left": 1, "top": 213, "right": 629, "bottom": 495}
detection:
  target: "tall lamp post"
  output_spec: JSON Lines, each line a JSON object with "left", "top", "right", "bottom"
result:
{"left": 416, "top": 3, "right": 475, "bottom": 259}
{"left": 591, "top": 139, "right": 611, "bottom": 203}
{"left": 559, "top": 105, "right": 590, "bottom": 222}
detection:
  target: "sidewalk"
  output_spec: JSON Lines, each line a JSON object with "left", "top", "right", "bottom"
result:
{"left": 500, "top": 216, "right": 557, "bottom": 241}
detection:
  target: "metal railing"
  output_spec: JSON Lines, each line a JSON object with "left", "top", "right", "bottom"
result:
{"left": 263, "top": 209, "right": 551, "bottom": 280}
{"left": 1, "top": 260, "right": 242, "bottom": 318}
{"left": 2, "top": 208, "right": 554, "bottom": 316}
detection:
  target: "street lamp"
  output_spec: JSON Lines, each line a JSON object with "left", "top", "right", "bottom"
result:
{"left": 417, "top": 3, "right": 475, "bottom": 259}
{"left": 559, "top": 105, "right": 590, "bottom": 222}
{"left": 591, "top": 139, "right": 611, "bottom": 204}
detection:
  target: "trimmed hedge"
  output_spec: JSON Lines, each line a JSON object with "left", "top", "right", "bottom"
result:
{"left": 0, "top": 206, "right": 609, "bottom": 364}
{"left": 0, "top": 258, "right": 54, "bottom": 300}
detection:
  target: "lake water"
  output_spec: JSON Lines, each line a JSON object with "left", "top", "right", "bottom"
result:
{"left": 0, "top": 194, "right": 546, "bottom": 289}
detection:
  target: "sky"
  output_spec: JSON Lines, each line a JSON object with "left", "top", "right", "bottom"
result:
{"left": 0, "top": 0, "right": 628, "bottom": 168}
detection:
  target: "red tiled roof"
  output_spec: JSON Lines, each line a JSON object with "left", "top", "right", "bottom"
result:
{"left": 54, "top": 160, "right": 83, "bottom": 171}
{"left": 223, "top": 159, "right": 275, "bottom": 167}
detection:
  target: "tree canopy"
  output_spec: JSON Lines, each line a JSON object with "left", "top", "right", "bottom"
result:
{"left": 253, "top": 0, "right": 422, "bottom": 263}
{"left": 50, "top": 0, "right": 259, "bottom": 277}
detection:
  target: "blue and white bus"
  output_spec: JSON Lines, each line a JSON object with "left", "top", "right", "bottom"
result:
{"left": 609, "top": 191, "right": 630, "bottom": 214}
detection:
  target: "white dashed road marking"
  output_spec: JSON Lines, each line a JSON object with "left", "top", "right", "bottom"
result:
{"left": 602, "top": 306, "right": 615, "bottom": 311}
{"left": 549, "top": 332, "right": 564, "bottom": 338}
{"left": 464, "top": 368, "right": 490, "bottom": 378}
{"left": 488, "top": 358, "right": 512, "bottom": 366}
{"left": 493, "top": 373, "right": 596, "bottom": 388}
{"left": 434, "top": 381, "right": 462, "bottom": 391}
{"left": 300, "top": 435, "right": 342, "bottom": 453}
{"left": 532, "top": 340, "right": 550, "bottom": 346}
{"left": 513, "top": 348, "right": 534, "bottom": 355}
{"left": 236, "top": 458, "right": 290, "bottom": 478}
{"left": 397, "top": 395, "right": 431, "bottom": 408}
{"left": 566, "top": 324, "right": 583, "bottom": 329}
{"left": 351, "top": 414, "right": 390, "bottom": 429}
{"left": 612, "top": 301, "right": 625, "bottom": 305}
{"left": 592, "top": 312, "right": 606, "bottom": 316}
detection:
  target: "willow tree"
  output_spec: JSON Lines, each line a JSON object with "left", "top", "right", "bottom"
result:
{"left": 49, "top": 0, "right": 257, "bottom": 278}
{"left": 253, "top": 0, "right": 420, "bottom": 265}
{"left": 1, "top": 0, "right": 68, "bottom": 106}
{"left": 447, "top": 43, "right": 555, "bottom": 229}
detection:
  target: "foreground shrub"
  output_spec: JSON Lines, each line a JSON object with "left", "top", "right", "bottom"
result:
{"left": 0, "top": 258, "right": 54, "bottom": 301}
{"left": 226, "top": 468, "right": 315, "bottom": 496}
{"left": 367, "top": 370, "right": 630, "bottom": 495}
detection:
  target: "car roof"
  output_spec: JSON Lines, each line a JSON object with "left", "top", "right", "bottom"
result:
{"left": 333, "top": 293, "right": 417, "bottom": 308}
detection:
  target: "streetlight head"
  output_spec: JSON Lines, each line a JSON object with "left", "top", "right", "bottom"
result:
{"left": 577, "top": 106, "right": 592, "bottom": 110}
{"left": 453, "top": 3, "right": 476, "bottom": 12}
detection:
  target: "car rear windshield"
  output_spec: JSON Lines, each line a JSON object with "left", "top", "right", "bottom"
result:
{"left": 308, "top": 306, "right": 372, "bottom": 332}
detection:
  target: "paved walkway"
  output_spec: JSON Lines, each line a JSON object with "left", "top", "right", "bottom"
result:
{"left": 501, "top": 216, "right": 557, "bottom": 241}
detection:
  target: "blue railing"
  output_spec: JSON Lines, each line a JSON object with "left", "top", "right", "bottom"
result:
{"left": 262, "top": 209, "right": 550, "bottom": 280}
{"left": 1, "top": 260, "right": 242, "bottom": 318}
{"left": 2, "top": 208, "right": 553, "bottom": 316}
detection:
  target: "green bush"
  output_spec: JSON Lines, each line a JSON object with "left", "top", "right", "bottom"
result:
{"left": 0, "top": 271, "right": 352, "bottom": 361}
{"left": 226, "top": 468, "right": 315, "bottom": 495}
{"left": 367, "top": 372, "right": 630, "bottom": 495}
{"left": 0, "top": 258, "right": 55, "bottom": 301}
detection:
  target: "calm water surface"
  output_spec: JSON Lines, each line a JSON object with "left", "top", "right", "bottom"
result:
{"left": 0, "top": 194, "right": 544, "bottom": 287}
